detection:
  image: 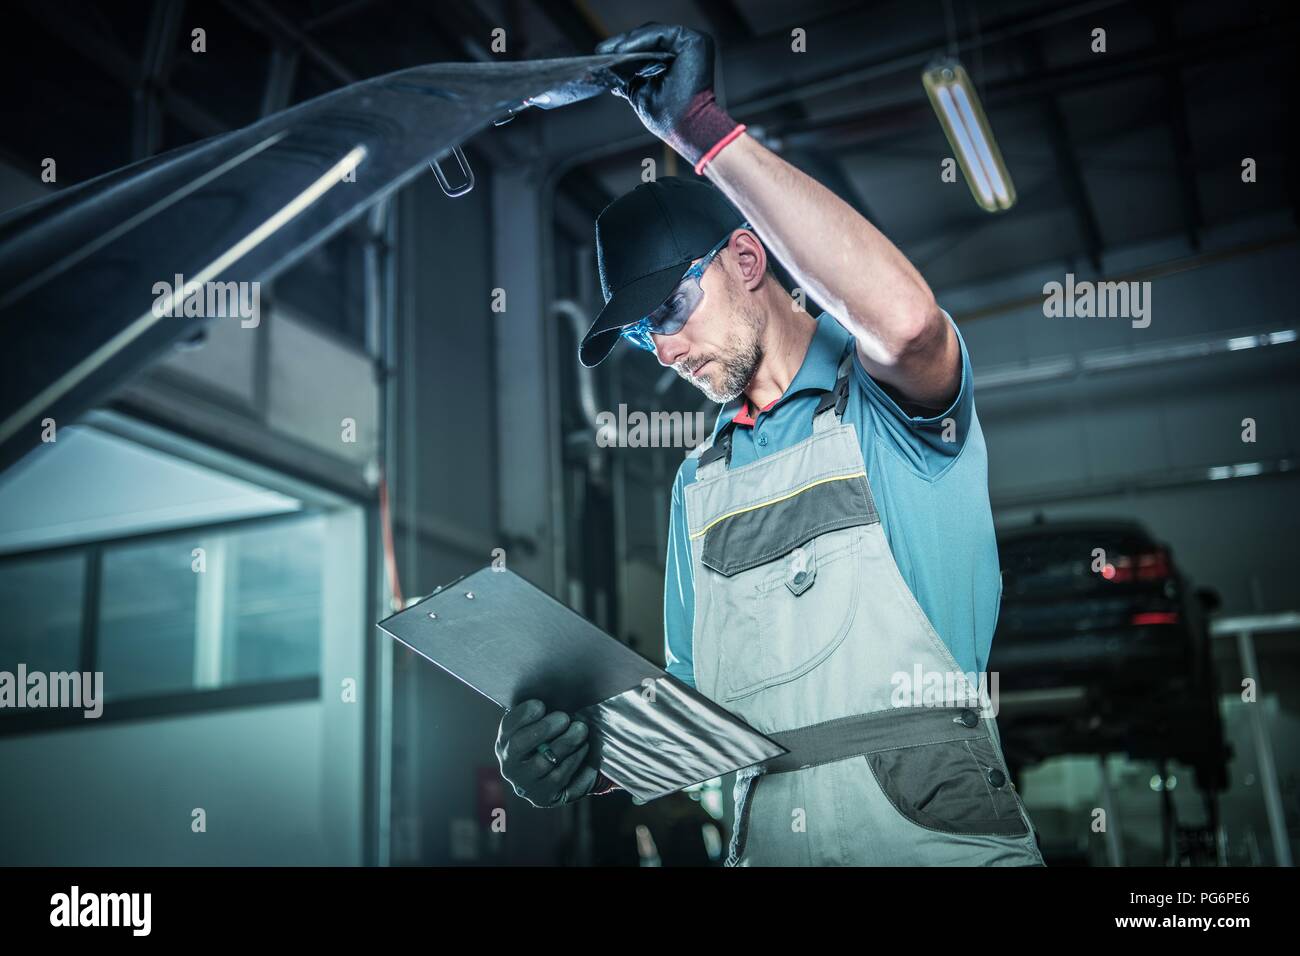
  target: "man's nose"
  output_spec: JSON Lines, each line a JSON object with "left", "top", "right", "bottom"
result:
{"left": 654, "top": 333, "right": 687, "bottom": 367}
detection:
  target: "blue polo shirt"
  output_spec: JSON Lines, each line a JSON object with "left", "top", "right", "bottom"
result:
{"left": 663, "top": 309, "right": 1001, "bottom": 689}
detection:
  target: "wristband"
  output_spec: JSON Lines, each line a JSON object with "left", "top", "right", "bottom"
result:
{"left": 693, "top": 123, "right": 747, "bottom": 175}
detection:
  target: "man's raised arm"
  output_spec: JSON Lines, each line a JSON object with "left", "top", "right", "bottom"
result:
{"left": 597, "top": 23, "right": 960, "bottom": 410}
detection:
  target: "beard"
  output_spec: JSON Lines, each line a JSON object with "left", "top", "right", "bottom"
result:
{"left": 674, "top": 301, "right": 765, "bottom": 403}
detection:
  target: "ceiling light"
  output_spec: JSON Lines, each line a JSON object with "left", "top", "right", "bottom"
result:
{"left": 923, "top": 58, "right": 1016, "bottom": 212}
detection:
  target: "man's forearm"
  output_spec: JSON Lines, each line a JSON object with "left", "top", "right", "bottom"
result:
{"left": 703, "top": 133, "right": 959, "bottom": 408}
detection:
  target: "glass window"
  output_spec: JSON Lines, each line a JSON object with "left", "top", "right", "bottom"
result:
{"left": 7, "top": 514, "right": 325, "bottom": 709}
{"left": 98, "top": 539, "right": 199, "bottom": 700}
{"left": 226, "top": 516, "right": 324, "bottom": 683}
{"left": 0, "top": 552, "right": 84, "bottom": 673}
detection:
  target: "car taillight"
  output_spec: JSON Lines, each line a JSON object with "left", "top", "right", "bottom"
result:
{"left": 1136, "top": 549, "right": 1171, "bottom": 580}
{"left": 1131, "top": 611, "right": 1180, "bottom": 625}
{"left": 1106, "top": 549, "right": 1171, "bottom": 583}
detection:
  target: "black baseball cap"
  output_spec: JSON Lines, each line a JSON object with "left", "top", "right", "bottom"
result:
{"left": 579, "top": 176, "right": 746, "bottom": 367}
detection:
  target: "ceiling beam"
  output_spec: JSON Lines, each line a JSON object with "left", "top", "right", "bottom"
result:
{"left": 692, "top": 0, "right": 879, "bottom": 225}
{"left": 22, "top": 0, "right": 226, "bottom": 139}
{"left": 302, "top": 0, "right": 384, "bottom": 32}
{"left": 693, "top": 0, "right": 751, "bottom": 46}
{"left": 46, "top": 0, "right": 527, "bottom": 172}
{"left": 1154, "top": 0, "right": 1203, "bottom": 252}
{"left": 533, "top": 0, "right": 606, "bottom": 52}
{"left": 524, "top": 0, "right": 1131, "bottom": 167}
{"left": 132, "top": 0, "right": 186, "bottom": 160}
{"left": 1021, "top": 35, "right": 1103, "bottom": 272}
{"left": 220, "top": 0, "right": 359, "bottom": 83}
{"left": 420, "top": 0, "right": 512, "bottom": 62}
{"left": 767, "top": 13, "right": 1294, "bottom": 155}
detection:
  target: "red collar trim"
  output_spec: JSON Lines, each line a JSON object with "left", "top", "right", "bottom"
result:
{"left": 731, "top": 395, "right": 779, "bottom": 428}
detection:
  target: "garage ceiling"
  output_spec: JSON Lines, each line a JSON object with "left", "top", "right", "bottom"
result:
{"left": 0, "top": 0, "right": 1292, "bottom": 293}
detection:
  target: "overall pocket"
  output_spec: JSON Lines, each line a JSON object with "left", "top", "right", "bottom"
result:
{"left": 696, "top": 470, "right": 876, "bottom": 702}
{"left": 725, "top": 532, "right": 860, "bottom": 701}
{"left": 866, "top": 732, "right": 1030, "bottom": 837}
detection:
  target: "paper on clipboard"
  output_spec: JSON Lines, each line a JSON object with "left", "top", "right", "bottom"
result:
{"left": 378, "top": 567, "right": 785, "bottom": 802}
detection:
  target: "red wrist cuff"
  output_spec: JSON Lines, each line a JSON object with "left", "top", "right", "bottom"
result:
{"left": 693, "top": 123, "right": 747, "bottom": 175}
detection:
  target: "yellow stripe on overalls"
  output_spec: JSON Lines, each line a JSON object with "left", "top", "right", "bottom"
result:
{"left": 689, "top": 471, "right": 867, "bottom": 540}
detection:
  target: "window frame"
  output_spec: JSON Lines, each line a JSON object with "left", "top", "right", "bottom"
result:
{"left": 0, "top": 510, "right": 326, "bottom": 735}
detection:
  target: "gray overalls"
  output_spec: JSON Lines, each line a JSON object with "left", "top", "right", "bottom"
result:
{"left": 684, "top": 350, "right": 1045, "bottom": 866}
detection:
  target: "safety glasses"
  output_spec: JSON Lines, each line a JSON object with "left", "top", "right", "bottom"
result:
{"left": 620, "top": 223, "right": 750, "bottom": 353}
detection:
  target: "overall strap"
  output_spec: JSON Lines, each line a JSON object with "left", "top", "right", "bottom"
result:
{"left": 699, "top": 348, "right": 853, "bottom": 477}
{"left": 760, "top": 705, "right": 988, "bottom": 775}
{"left": 812, "top": 348, "right": 854, "bottom": 433}
{"left": 695, "top": 420, "right": 735, "bottom": 481}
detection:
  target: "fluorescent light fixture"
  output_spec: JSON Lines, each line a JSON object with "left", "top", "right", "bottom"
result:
{"left": 1209, "top": 462, "right": 1265, "bottom": 481}
{"left": 923, "top": 58, "right": 1016, "bottom": 212}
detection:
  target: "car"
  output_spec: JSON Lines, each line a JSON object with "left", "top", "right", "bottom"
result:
{"left": 988, "top": 517, "right": 1229, "bottom": 795}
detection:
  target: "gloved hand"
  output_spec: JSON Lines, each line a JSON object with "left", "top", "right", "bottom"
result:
{"left": 495, "top": 699, "right": 599, "bottom": 808}
{"left": 596, "top": 23, "right": 742, "bottom": 171}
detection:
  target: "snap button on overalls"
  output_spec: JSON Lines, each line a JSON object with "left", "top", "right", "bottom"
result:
{"left": 685, "top": 349, "right": 1046, "bottom": 866}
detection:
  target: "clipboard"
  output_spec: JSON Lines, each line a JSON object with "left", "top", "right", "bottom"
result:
{"left": 378, "top": 566, "right": 785, "bottom": 802}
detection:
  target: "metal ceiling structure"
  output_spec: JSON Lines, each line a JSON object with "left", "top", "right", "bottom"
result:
{"left": 4, "top": 0, "right": 1291, "bottom": 267}
{"left": 4, "top": 0, "right": 1289, "bottom": 537}
{"left": 0, "top": 0, "right": 1292, "bottom": 466}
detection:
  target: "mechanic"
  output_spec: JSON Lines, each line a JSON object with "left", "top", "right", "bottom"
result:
{"left": 496, "top": 23, "right": 1044, "bottom": 866}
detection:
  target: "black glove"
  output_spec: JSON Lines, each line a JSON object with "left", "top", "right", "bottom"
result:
{"left": 495, "top": 699, "right": 599, "bottom": 808}
{"left": 596, "top": 23, "right": 741, "bottom": 170}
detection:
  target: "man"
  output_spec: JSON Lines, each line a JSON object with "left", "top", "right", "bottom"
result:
{"left": 497, "top": 23, "right": 1044, "bottom": 866}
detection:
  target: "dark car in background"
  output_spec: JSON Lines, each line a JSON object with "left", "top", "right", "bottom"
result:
{"left": 989, "top": 519, "right": 1229, "bottom": 797}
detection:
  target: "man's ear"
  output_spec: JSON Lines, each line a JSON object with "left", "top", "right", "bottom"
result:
{"left": 729, "top": 229, "right": 767, "bottom": 291}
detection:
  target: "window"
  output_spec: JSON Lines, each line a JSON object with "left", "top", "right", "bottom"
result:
{"left": 0, "top": 552, "right": 85, "bottom": 673}
{"left": 225, "top": 516, "right": 324, "bottom": 684}
{"left": 99, "top": 539, "right": 199, "bottom": 700}
{"left": 0, "top": 513, "right": 325, "bottom": 727}
{"left": 0, "top": 424, "right": 335, "bottom": 730}
{"left": 91, "top": 516, "right": 326, "bottom": 701}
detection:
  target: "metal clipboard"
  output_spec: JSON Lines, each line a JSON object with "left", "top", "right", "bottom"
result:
{"left": 378, "top": 567, "right": 785, "bottom": 802}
